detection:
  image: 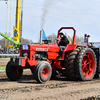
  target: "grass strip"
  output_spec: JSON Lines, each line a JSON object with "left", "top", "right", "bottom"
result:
{"left": 0, "top": 66, "right": 6, "bottom": 71}
{"left": 0, "top": 58, "right": 10, "bottom": 60}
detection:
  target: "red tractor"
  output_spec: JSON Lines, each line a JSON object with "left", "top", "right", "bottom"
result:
{"left": 6, "top": 27, "right": 98, "bottom": 83}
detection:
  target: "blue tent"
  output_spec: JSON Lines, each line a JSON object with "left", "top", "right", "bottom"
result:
{"left": 42, "top": 29, "right": 48, "bottom": 40}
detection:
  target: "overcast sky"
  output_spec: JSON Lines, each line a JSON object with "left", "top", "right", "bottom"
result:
{"left": 0, "top": 0, "right": 100, "bottom": 42}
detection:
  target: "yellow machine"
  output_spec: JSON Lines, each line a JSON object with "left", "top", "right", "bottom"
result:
{"left": 5, "top": 0, "right": 22, "bottom": 48}
{"left": 13, "top": 0, "right": 21, "bottom": 44}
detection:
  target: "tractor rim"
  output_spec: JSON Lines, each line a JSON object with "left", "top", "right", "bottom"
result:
{"left": 13, "top": 67, "right": 20, "bottom": 75}
{"left": 81, "top": 52, "right": 95, "bottom": 79}
{"left": 42, "top": 67, "right": 49, "bottom": 78}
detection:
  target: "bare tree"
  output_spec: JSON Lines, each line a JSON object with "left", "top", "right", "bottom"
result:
{"left": 22, "top": 38, "right": 34, "bottom": 44}
{"left": 0, "top": 38, "right": 34, "bottom": 48}
{"left": 22, "top": 38, "right": 29, "bottom": 44}
{"left": 0, "top": 38, "right": 5, "bottom": 48}
{"left": 75, "top": 35, "right": 84, "bottom": 44}
{"left": 29, "top": 39, "right": 34, "bottom": 44}
{"left": 47, "top": 33, "right": 57, "bottom": 43}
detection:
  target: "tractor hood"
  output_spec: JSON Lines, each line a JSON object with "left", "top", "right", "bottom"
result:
{"left": 20, "top": 43, "right": 60, "bottom": 53}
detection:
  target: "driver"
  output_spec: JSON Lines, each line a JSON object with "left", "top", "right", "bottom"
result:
{"left": 58, "top": 32, "right": 69, "bottom": 46}
{"left": 56, "top": 32, "right": 70, "bottom": 56}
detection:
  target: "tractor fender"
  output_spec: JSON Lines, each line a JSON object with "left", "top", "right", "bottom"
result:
{"left": 61, "top": 44, "right": 87, "bottom": 59}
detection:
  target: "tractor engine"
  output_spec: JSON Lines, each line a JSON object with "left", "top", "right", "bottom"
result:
{"left": 35, "top": 52, "right": 47, "bottom": 61}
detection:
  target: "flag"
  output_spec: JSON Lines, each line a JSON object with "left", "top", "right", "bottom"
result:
{"left": 42, "top": 29, "right": 48, "bottom": 40}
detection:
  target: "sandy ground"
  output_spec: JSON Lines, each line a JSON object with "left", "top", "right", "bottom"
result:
{"left": 0, "top": 60, "right": 9, "bottom": 66}
{"left": 0, "top": 70, "right": 100, "bottom": 100}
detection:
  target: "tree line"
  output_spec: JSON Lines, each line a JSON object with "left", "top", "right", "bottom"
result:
{"left": 0, "top": 33, "right": 84, "bottom": 48}
{"left": 0, "top": 38, "right": 34, "bottom": 48}
{"left": 47, "top": 33, "right": 84, "bottom": 44}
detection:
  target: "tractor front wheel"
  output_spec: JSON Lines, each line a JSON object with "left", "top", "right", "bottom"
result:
{"left": 34, "top": 61, "right": 52, "bottom": 83}
{"left": 6, "top": 61, "right": 23, "bottom": 81}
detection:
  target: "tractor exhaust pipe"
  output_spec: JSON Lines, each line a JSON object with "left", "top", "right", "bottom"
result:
{"left": 40, "top": 30, "right": 42, "bottom": 44}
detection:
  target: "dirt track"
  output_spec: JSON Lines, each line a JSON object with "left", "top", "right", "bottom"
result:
{"left": 0, "top": 60, "right": 9, "bottom": 66}
{"left": 0, "top": 70, "right": 100, "bottom": 100}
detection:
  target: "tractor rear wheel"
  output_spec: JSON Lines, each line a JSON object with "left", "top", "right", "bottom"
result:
{"left": 34, "top": 61, "right": 52, "bottom": 83}
{"left": 76, "top": 48, "right": 97, "bottom": 81}
{"left": 64, "top": 47, "right": 83, "bottom": 80}
{"left": 6, "top": 61, "right": 23, "bottom": 81}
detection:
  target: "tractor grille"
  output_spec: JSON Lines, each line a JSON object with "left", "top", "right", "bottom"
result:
{"left": 21, "top": 51, "right": 30, "bottom": 59}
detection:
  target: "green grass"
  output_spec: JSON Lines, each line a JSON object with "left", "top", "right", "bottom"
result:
{"left": 0, "top": 66, "right": 6, "bottom": 71}
{"left": 0, "top": 58, "right": 10, "bottom": 60}
{"left": 0, "top": 66, "right": 30, "bottom": 71}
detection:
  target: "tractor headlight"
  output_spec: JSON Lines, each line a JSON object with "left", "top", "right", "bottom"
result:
{"left": 21, "top": 44, "right": 29, "bottom": 50}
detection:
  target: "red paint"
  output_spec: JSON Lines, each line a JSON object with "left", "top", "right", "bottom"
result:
{"left": 62, "top": 44, "right": 87, "bottom": 59}
{"left": 82, "top": 52, "right": 95, "bottom": 79}
{"left": 42, "top": 67, "right": 49, "bottom": 78}
{"left": 52, "top": 60, "right": 63, "bottom": 70}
